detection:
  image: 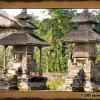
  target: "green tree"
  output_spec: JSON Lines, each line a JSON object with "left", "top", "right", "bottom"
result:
{"left": 32, "top": 9, "right": 76, "bottom": 72}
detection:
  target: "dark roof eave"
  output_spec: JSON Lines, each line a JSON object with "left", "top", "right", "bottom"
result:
{"left": 0, "top": 26, "right": 21, "bottom": 29}
{"left": 28, "top": 43, "right": 50, "bottom": 47}
{"left": 61, "top": 39, "right": 100, "bottom": 43}
{"left": 0, "top": 43, "right": 50, "bottom": 47}
{"left": 70, "top": 21, "right": 99, "bottom": 24}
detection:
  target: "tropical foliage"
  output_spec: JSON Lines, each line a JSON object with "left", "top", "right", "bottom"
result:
{"left": 32, "top": 9, "right": 77, "bottom": 72}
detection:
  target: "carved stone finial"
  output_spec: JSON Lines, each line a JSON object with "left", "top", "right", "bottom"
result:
{"left": 22, "top": 9, "right": 27, "bottom": 13}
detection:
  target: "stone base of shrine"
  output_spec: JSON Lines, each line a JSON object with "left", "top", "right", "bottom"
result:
{"left": 59, "top": 80, "right": 100, "bottom": 92}
{"left": 58, "top": 59, "right": 100, "bottom": 92}
{"left": 59, "top": 79, "right": 100, "bottom": 92}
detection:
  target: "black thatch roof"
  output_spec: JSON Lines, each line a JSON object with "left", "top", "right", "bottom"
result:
{"left": 0, "top": 10, "right": 22, "bottom": 29}
{"left": 16, "top": 9, "right": 37, "bottom": 30}
{"left": 0, "top": 31, "right": 50, "bottom": 46}
{"left": 61, "top": 25, "right": 100, "bottom": 43}
{"left": 70, "top": 9, "right": 98, "bottom": 23}
{"left": 18, "top": 20, "right": 37, "bottom": 30}
{"left": 16, "top": 9, "right": 31, "bottom": 19}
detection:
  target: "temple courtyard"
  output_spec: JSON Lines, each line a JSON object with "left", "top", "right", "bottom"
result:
{"left": 0, "top": 9, "right": 100, "bottom": 92}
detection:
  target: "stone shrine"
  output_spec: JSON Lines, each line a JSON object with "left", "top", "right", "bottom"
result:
{"left": 61, "top": 9, "right": 100, "bottom": 91}
{"left": 0, "top": 9, "right": 49, "bottom": 90}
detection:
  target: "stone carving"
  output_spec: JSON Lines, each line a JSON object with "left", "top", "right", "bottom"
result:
{"left": 71, "top": 69, "right": 86, "bottom": 92}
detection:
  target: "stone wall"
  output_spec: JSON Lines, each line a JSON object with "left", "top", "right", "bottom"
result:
{"left": 43, "top": 73, "right": 67, "bottom": 81}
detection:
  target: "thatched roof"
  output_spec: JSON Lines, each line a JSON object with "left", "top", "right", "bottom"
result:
{"left": 0, "top": 31, "right": 50, "bottom": 46}
{"left": 16, "top": 9, "right": 31, "bottom": 19}
{"left": 61, "top": 25, "right": 100, "bottom": 43}
{"left": 16, "top": 9, "right": 37, "bottom": 29}
{"left": 0, "top": 10, "right": 22, "bottom": 29}
{"left": 70, "top": 9, "right": 98, "bottom": 23}
{"left": 0, "top": 32, "right": 13, "bottom": 39}
{"left": 18, "top": 20, "right": 37, "bottom": 30}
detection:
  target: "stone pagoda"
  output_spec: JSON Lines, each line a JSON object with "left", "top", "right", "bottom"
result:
{"left": 61, "top": 9, "right": 100, "bottom": 91}
{"left": 16, "top": 9, "right": 37, "bottom": 31}
{"left": 0, "top": 9, "right": 49, "bottom": 90}
{"left": 15, "top": 9, "right": 50, "bottom": 77}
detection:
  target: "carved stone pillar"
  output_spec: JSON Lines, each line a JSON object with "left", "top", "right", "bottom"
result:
{"left": 39, "top": 46, "right": 43, "bottom": 76}
{"left": 3, "top": 45, "right": 7, "bottom": 69}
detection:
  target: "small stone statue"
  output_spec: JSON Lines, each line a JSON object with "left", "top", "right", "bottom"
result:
{"left": 16, "top": 66, "right": 23, "bottom": 76}
{"left": 71, "top": 69, "right": 86, "bottom": 92}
